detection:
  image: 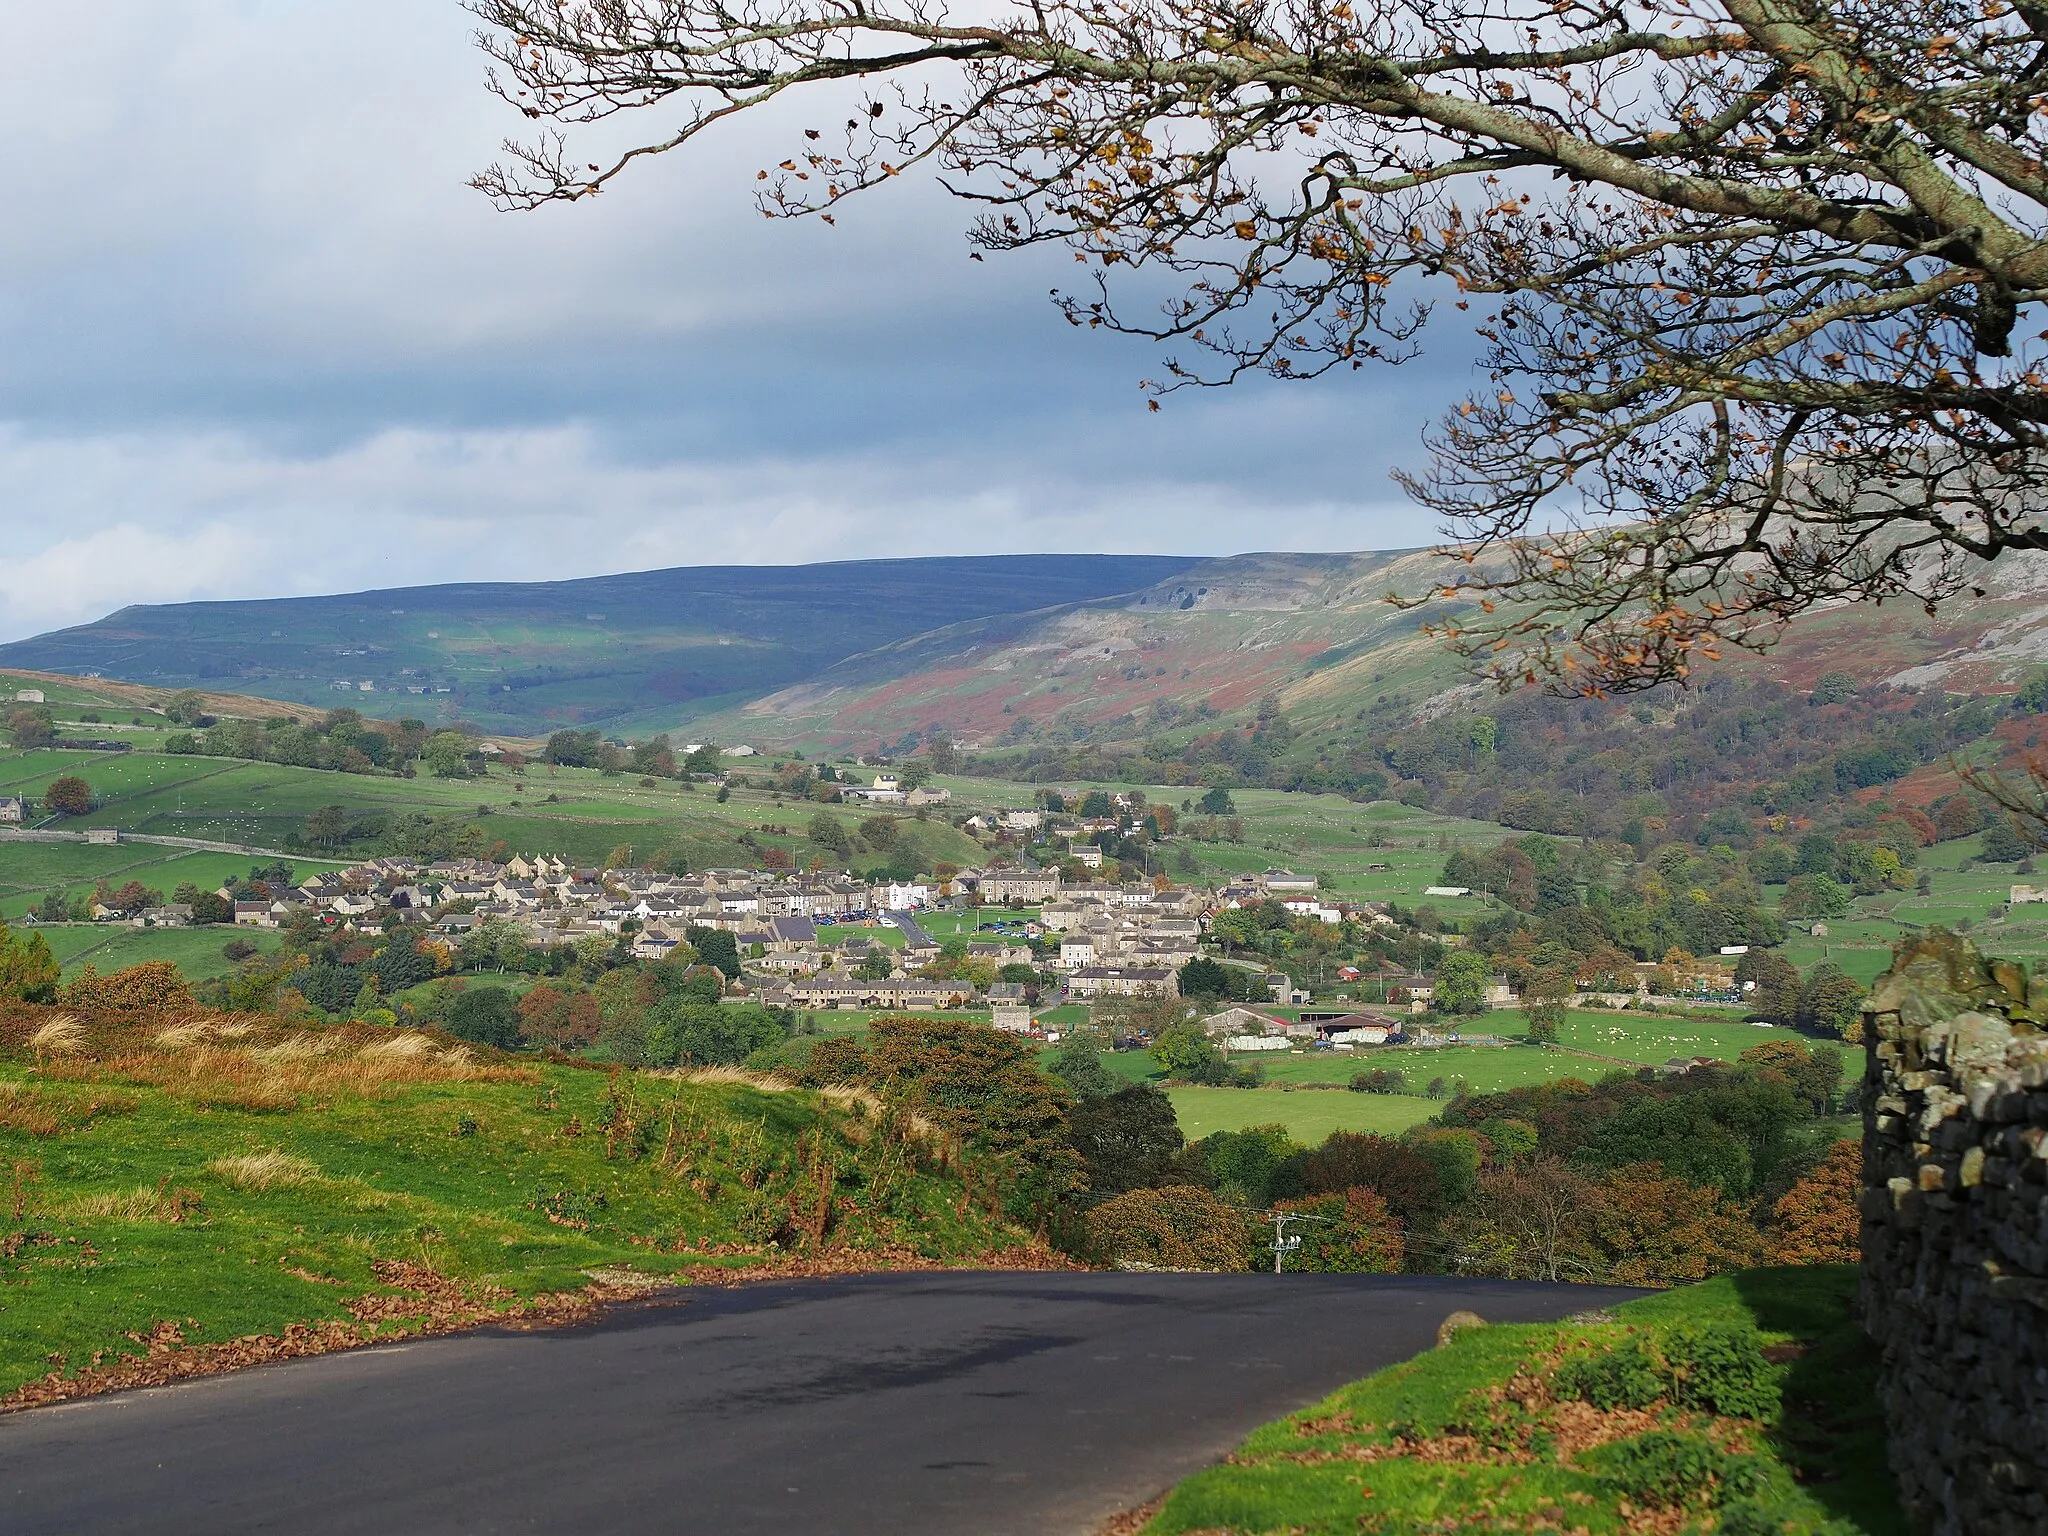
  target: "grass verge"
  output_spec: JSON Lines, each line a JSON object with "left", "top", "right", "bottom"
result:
{"left": 1138, "top": 1265, "right": 1899, "bottom": 1536}
{"left": 0, "top": 1006, "right": 1052, "bottom": 1408}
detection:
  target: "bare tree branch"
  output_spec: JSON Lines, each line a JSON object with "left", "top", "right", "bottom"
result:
{"left": 468, "top": 0, "right": 2048, "bottom": 692}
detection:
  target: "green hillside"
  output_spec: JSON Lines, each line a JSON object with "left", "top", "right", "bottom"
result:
{"left": 0, "top": 555, "right": 1199, "bottom": 736}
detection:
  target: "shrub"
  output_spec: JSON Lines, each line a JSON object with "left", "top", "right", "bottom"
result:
{"left": 61, "top": 961, "right": 194, "bottom": 1018}
{"left": 1086, "top": 1185, "right": 1251, "bottom": 1271}
{"left": 1588, "top": 1430, "right": 1766, "bottom": 1509}
{"left": 1557, "top": 1319, "right": 1778, "bottom": 1421}
{"left": 1553, "top": 1337, "right": 1668, "bottom": 1410}
{"left": 1663, "top": 1319, "right": 1779, "bottom": 1419}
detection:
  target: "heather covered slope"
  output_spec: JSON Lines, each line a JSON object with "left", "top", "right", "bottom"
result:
{"left": 711, "top": 549, "right": 1468, "bottom": 751}
{"left": 705, "top": 547, "right": 2048, "bottom": 761}
{"left": 0, "top": 555, "right": 1201, "bottom": 736}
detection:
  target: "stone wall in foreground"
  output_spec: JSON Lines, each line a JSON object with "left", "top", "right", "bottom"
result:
{"left": 1861, "top": 931, "right": 2048, "bottom": 1536}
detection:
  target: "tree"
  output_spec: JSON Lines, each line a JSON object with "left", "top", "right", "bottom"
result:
{"left": 60, "top": 960, "right": 193, "bottom": 1018}
{"left": 1267, "top": 1189, "right": 1405, "bottom": 1274}
{"left": 1432, "top": 1159, "right": 1607, "bottom": 1283}
{"left": 1295, "top": 1132, "right": 1442, "bottom": 1223}
{"left": 1591, "top": 1164, "right": 1768, "bottom": 1286}
{"left": 1736, "top": 950, "right": 1803, "bottom": 1026}
{"left": 1066, "top": 1084, "right": 1187, "bottom": 1196}
{"left": 0, "top": 920, "right": 60, "bottom": 1003}
{"left": 808, "top": 812, "right": 851, "bottom": 858}
{"left": 1195, "top": 1124, "right": 1303, "bottom": 1206}
{"left": 542, "top": 728, "right": 600, "bottom": 767}
{"left": 1766, "top": 1138, "right": 1860, "bottom": 1266}
{"left": 7, "top": 709, "right": 54, "bottom": 749}
{"left": 1520, "top": 965, "right": 1572, "bottom": 1042}
{"left": 859, "top": 815, "right": 900, "bottom": 852}
{"left": 304, "top": 804, "right": 352, "bottom": 852}
{"left": 687, "top": 927, "right": 742, "bottom": 981}
{"left": 423, "top": 733, "right": 473, "bottom": 779}
{"left": 1980, "top": 816, "right": 2036, "bottom": 863}
{"left": 370, "top": 936, "right": 435, "bottom": 995}
{"left": 854, "top": 948, "right": 895, "bottom": 982}
{"left": 472, "top": 0, "right": 2048, "bottom": 697}
{"left": 41, "top": 777, "right": 90, "bottom": 817}
{"left": 1049, "top": 1033, "right": 1120, "bottom": 1100}
{"left": 1781, "top": 873, "right": 1853, "bottom": 920}
{"left": 646, "top": 1000, "right": 788, "bottom": 1066}
{"left": 444, "top": 986, "right": 521, "bottom": 1048}
{"left": 1796, "top": 965, "right": 1866, "bottom": 1040}
{"left": 858, "top": 1015, "right": 1083, "bottom": 1209}
{"left": 1197, "top": 787, "right": 1236, "bottom": 816}
{"left": 163, "top": 689, "right": 207, "bottom": 726}
{"left": 1740, "top": 1038, "right": 1843, "bottom": 1116}
{"left": 517, "top": 981, "right": 602, "bottom": 1051}
{"left": 1149, "top": 1022, "right": 1220, "bottom": 1079}
{"left": 1176, "top": 956, "right": 1232, "bottom": 1001}
{"left": 1432, "top": 950, "right": 1492, "bottom": 1015}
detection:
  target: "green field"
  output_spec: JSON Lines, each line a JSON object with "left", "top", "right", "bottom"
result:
{"left": 1165, "top": 1086, "right": 1437, "bottom": 1140}
{"left": 0, "top": 743, "right": 991, "bottom": 873}
{"left": 31, "top": 926, "right": 286, "bottom": 982}
{"left": 0, "top": 842, "right": 345, "bottom": 925}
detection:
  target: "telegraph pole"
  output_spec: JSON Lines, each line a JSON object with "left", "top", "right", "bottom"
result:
{"left": 1265, "top": 1209, "right": 1331, "bottom": 1274}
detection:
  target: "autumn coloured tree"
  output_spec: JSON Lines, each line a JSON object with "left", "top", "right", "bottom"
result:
{"left": 1767, "top": 1138, "right": 1861, "bottom": 1266}
{"left": 1271, "top": 1187, "right": 1406, "bottom": 1274}
{"left": 41, "top": 777, "right": 90, "bottom": 817}
{"left": 1085, "top": 1184, "right": 1251, "bottom": 1271}
{"left": 516, "top": 981, "right": 603, "bottom": 1052}
{"left": 60, "top": 961, "right": 195, "bottom": 1018}
{"left": 1590, "top": 1163, "right": 1768, "bottom": 1286}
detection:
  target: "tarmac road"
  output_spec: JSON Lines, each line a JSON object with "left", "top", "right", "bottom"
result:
{"left": 0, "top": 1271, "right": 1640, "bottom": 1535}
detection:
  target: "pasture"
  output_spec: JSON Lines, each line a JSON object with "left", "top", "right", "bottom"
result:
{"left": 32, "top": 925, "right": 286, "bottom": 981}
{"left": 1164, "top": 1086, "right": 1437, "bottom": 1141}
{"left": 0, "top": 843, "right": 344, "bottom": 925}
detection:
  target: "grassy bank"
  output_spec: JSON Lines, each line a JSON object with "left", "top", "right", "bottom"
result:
{"left": 1140, "top": 1265, "right": 1899, "bottom": 1536}
{"left": 0, "top": 1008, "right": 1034, "bottom": 1405}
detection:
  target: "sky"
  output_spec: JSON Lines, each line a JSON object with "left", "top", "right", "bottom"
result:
{"left": 0, "top": 1, "right": 1476, "bottom": 643}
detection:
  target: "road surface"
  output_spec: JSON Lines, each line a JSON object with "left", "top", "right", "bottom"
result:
{"left": 0, "top": 1271, "right": 1639, "bottom": 1535}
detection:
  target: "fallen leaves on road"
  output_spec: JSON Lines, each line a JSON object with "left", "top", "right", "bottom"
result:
{"left": 0, "top": 1244, "right": 1079, "bottom": 1414}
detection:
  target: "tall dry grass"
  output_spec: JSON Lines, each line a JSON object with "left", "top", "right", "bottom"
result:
{"left": 207, "top": 1150, "right": 322, "bottom": 1190}
{"left": 28, "top": 1015, "right": 85, "bottom": 1062}
{"left": 678, "top": 1065, "right": 794, "bottom": 1090}
{"left": 49, "top": 1034, "right": 533, "bottom": 1109}
{"left": 57, "top": 1180, "right": 203, "bottom": 1224}
{"left": 152, "top": 1020, "right": 254, "bottom": 1050}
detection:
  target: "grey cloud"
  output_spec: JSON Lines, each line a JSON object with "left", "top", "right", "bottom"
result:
{"left": 0, "top": 1, "right": 1472, "bottom": 641}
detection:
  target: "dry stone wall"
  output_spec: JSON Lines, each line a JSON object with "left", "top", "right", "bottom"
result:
{"left": 1861, "top": 931, "right": 2048, "bottom": 1536}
